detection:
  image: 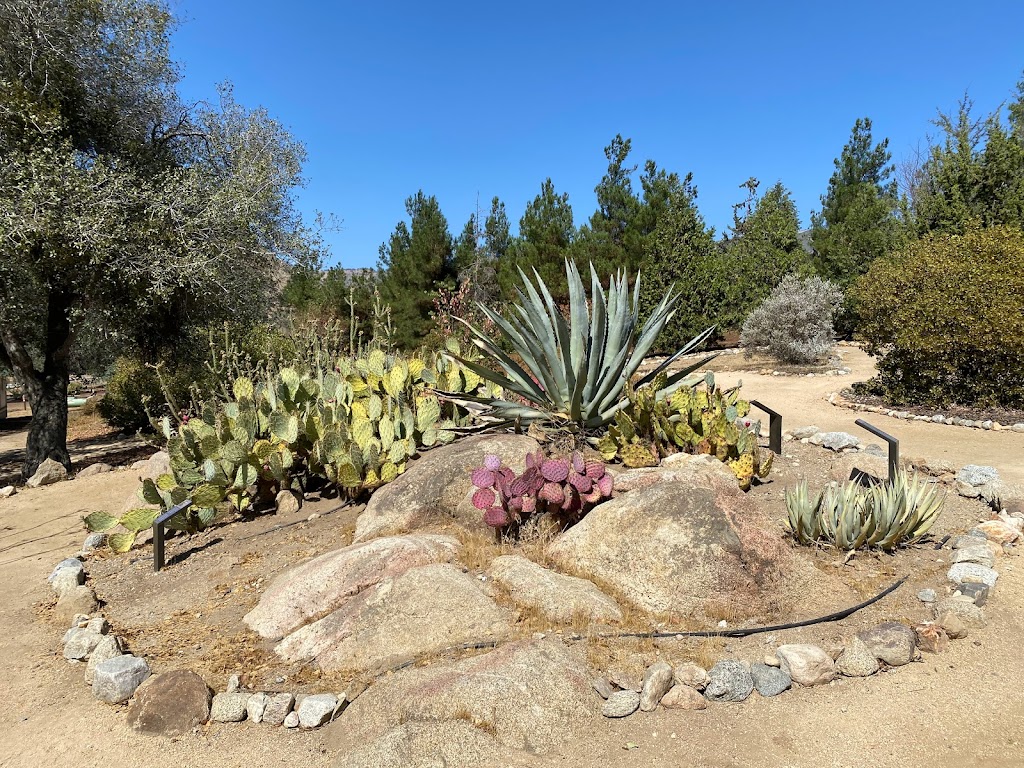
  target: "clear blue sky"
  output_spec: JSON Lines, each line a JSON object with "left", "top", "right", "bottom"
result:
{"left": 170, "top": 0, "right": 1024, "bottom": 269}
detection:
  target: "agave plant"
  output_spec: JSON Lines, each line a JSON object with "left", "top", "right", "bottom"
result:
{"left": 449, "top": 260, "right": 716, "bottom": 432}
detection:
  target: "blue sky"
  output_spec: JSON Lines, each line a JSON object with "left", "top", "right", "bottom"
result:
{"left": 170, "top": 1, "right": 1024, "bottom": 269}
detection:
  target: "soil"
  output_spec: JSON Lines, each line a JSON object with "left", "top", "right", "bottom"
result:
{"left": 1, "top": 347, "right": 1023, "bottom": 768}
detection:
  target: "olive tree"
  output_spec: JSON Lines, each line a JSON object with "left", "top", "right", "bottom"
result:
{"left": 0, "top": 0, "right": 317, "bottom": 477}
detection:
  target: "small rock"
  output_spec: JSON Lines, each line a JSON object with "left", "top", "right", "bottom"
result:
{"left": 673, "top": 662, "right": 710, "bottom": 689}
{"left": 976, "top": 520, "right": 1020, "bottom": 545}
{"left": 762, "top": 654, "right": 781, "bottom": 667}
{"left": 211, "top": 692, "right": 249, "bottom": 722}
{"left": 639, "top": 661, "right": 674, "bottom": 712}
{"left": 750, "top": 663, "right": 791, "bottom": 697}
{"left": 957, "top": 465, "right": 999, "bottom": 487}
{"left": 608, "top": 669, "right": 641, "bottom": 693}
{"left": 776, "top": 645, "right": 835, "bottom": 686}
{"left": 246, "top": 692, "right": 269, "bottom": 723}
{"left": 54, "top": 585, "right": 99, "bottom": 623}
{"left": 298, "top": 693, "right": 339, "bottom": 728}
{"left": 602, "top": 689, "right": 640, "bottom": 718}
{"left": 933, "top": 597, "right": 986, "bottom": 629}
{"left": 26, "top": 458, "right": 68, "bottom": 487}
{"left": 63, "top": 628, "right": 104, "bottom": 660}
{"left": 913, "top": 623, "right": 949, "bottom": 654}
{"left": 809, "top": 431, "right": 860, "bottom": 451}
{"left": 790, "top": 426, "right": 820, "bottom": 440}
{"left": 592, "top": 677, "right": 615, "bottom": 699}
{"left": 48, "top": 558, "right": 84, "bottom": 584}
{"left": 857, "top": 622, "right": 917, "bottom": 667}
{"left": 81, "top": 533, "right": 108, "bottom": 554}
{"left": 126, "top": 670, "right": 212, "bottom": 736}
{"left": 660, "top": 684, "right": 707, "bottom": 710}
{"left": 953, "top": 529, "right": 989, "bottom": 548}
{"left": 947, "top": 563, "right": 998, "bottom": 589}
{"left": 85, "top": 617, "right": 109, "bottom": 634}
{"left": 92, "top": 655, "right": 151, "bottom": 704}
{"left": 261, "top": 692, "right": 294, "bottom": 725}
{"left": 917, "top": 589, "right": 936, "bottom": 603}
{"left": 50, "top": 567, "right": 85, "bottom": 597}
{"left": 283, "top": 711, "right": 300, "bottom": 728}
{"left": 704, "top": 660, "right": 753, "bottom": 703}
{"left": 957, "top": 582, "right": 990, "bottom": 606}
{"left": 835, "top": 636, "right": 879, "bottom": 677}
{"left": 863, "top": 443, "right": 887, "bottom": 458}
{"left": 0, "top": 485, "right": 14, "bottom": 498}
{"left": 85, "top": 635, "right": 124, "bottom": 685}
{"left": 275, "top": 490, "right": 301, "bottom": 516}
{"left": 953, "top": 546, "right": 995, "bottom": 568}
{"left": 77, "top": 463, "right": 113, "bottom": 478}
{"left": 226, "top": 674, "right": 241, "bottom": 693}
{"left": 937, "top": 611, "right": 969, "bottom": 639}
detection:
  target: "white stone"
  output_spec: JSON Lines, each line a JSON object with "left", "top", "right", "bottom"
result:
{"left": 297, "top": 693, "right": 339, "bottom": 728}
{"left": 948, "top": 563, "right": 998, "bottom": 589}
{"left": 92, "top": 655, "right": 151, "bottom": 704}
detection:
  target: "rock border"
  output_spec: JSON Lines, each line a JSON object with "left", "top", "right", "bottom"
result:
{"left": 828, "top": 390, "right": 1024, "bottom": 434}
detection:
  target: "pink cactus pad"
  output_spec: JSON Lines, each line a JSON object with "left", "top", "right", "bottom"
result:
{"left": 483, "top": 506, "right": 509, "bottom": 527}
{"left": 539, "top": 482, "right": 565, "bottom": 504}
{"left": 596, "top": 473, "right": 614, "bottom": 496}
{"left": 521, "top": 495, "right": 537, "bottom": 513}
{"left": 541, "top": 458, "right": 570, "bottom": 483}
{"left": 571, "top": 451, "right": 585, "bottom": 475}
{"left": 509, "top": 495, "right": 524, "bottom": 510}
{"left": 471, "top": 468, "right": 496, "bottom": 489}
{"left": 484, "top": 454, "right": 502, "bottom": 471}
{"left": 568, "top": 471, "right": 592, "bottom": 493}
{"left": 581, "top": 487, "right": 603, "bottom": 504}
{"left": 510, "top": 476, "right": 531, "bottom": 496}
{"left": 472, "top": 488, "right": 496, "bottom": 510}
{"left": 584, "top": 461, "right": 606, "bottom": 480}
{"left": 525, "top": 451, "right": 543, "bottom": 470}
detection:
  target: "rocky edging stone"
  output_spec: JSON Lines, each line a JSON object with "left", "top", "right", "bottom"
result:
{"left": 828, "top": 390, "right": 1024, "bottom": 435}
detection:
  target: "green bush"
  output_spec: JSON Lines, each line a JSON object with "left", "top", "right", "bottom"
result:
{"left": 99, "top": 356, "right": 195, "bottom": 431}
{"left": 853, "top": 225, "right": 1024, "bottom": 407}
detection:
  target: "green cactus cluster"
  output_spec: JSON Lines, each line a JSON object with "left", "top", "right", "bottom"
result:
{"left": 596, "top": 371, "right": 772, "bottom": 490}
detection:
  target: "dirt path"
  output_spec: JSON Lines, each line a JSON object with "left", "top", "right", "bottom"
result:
{"left": 1, "top": 351, "right": 1022, "bottom": 767}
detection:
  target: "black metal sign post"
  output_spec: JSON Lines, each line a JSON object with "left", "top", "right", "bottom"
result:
{"left": 854, "top": 418, "right": 899, "bottom": 483}
{"left": 153, "top": 500, "right": 192, "bottom": 573}
{"left": 749, "top": 400, "right": 783, "bottom": 455}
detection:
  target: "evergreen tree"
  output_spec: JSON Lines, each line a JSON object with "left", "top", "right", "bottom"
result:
{"left": 377, "top": 191, "right": 454, "bottom": 348}
{"left": 453, "top": 214, "right": 480, "bottom": 275}
{"left": 499, "top": 179, "right": 576, "bottom": 302}
{"left": 484, "top": 196, "right": 511, "bottom": 261}
{"left": 810, "top": 118, "right": 901, "bottom": 284}
{"left": 638, "top": 180, "right": 722, "bottom": 350}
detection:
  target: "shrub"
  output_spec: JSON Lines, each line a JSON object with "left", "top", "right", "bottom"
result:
{"left": 98, "top": 356, "right": 192, "bottom": 431}
{"left": 740, "top": 275, "right": 842, "bottom": 364}
{"left": 853, "top": 225, "right": 1024, "bottom": 407}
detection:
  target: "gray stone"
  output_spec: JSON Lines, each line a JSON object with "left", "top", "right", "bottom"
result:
{"left": 933, "top": 597, "right": 986, "bottom": 629}
{"left": 284, "top": 711, "right": 300, "bottom": 728}
{"left": 704, "top": 660, "right": 753, "bottom": 703}
{"left": 244, "top": 534, "right": 460, "bottom": 641}
{"left": 85, "top": 617, "right": 108, "bottom": 634}
{"left": 92, "top": 655, "right": 151, "bottom": 704}
{"left": 957, "top": 465, "right": 999, "bottom": 487}
{"left": 608, "top": 669, "right": 641, "bottom": 692}
{"left": 592, "top": 678, "right": 615, "bottom": 699}
{"left": 639, "top": 661, "right": 674, "bottom": 712}
{"left": 298, "top": 693, "right": 339, "bottom": 728}
{"left": 48, "top": 558, "right": 84, "bottom": 584}
{"left": 835, "top": 636, "right": 879, "bottom": 677}
{"left": 953, "top": 530, "right": 989, "bottom": 548}
{"left": 246, "top": 692, "right": 269, "bottom": 723}
{"left": 81, "top": 533, "right": 108, "bottom": 554}
{"left": 602, "top": 689, "right": 640, "bottom": 718}
{"left": 863, "top": 443, "right": 887, "bottom": 458}
{"left": 488, "top": 555, "right": 623, "bottom": 624}
{"left": 749, "top": 663, "right": 791, "bottom": 697}
{"left": 26, "top": 458, "right": 68, "bottom": 487}
{"left": 63, "top": 628, "right": 104, "bottom": 660}
{"left": 126, "top": 670, "right": 212, "bottom": 735}
{"left": 673, "top": 662, "right": 709, "bottom": 690}
{"left": 917, "top": 589, "right": 936, "bottom": 603}
{"left": 776, "top": 644, "right": 835, "bottom": 686}
{"left": 809, "top": 431, "right": 860, "bottom": 451}
{"left": 790, "top": 426, "right": 820, "bottom": 440}
{"left": 857, "top": 622, "right": 917, "bottom": 667}
{"left": 953, "top": 545, "right": 995, "bottom": 568}
{"left": 947, "top": 563, "right": 998, "bottom": 589}
{"left": 77, "top": 463, "right": 113, "bottom": 478}
{"left": 85, "top": 635, "right": 124, "bottom": 685}
{"left": 54, "top": 585, "right": 99, "bottom": 623}
{"left": 50, "top": 567, "right": 85, "bottom": 596}
{"left": 275, "top": 489, "right": 301, "bottom": 516}
{"left": 957, "top": 582, "right": 990, "bottom": 607}
{"left": 226, "top": 673, "right": 241, "bottom": 693}
{"left": 211, "top": 692, "right": 250, "bottom": 722}
{"left": 261, "top": 692, "right": 295, "bottom": 726}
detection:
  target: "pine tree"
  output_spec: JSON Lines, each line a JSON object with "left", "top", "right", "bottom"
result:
{"left": 499, "top": 178, "right": 576, "bottom": 302}
{"left": 484, "top": 196, "right": 511, "bottom": 261}
{"left": 377, "top": 191, "right": 454, "bottom": 348}
{"left": 810, "top": 118, "right": 901, "bottom": 284}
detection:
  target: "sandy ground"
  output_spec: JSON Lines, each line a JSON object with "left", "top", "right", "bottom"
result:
{"left": 0, "top": 348, "right": 1023, "bottom": 767}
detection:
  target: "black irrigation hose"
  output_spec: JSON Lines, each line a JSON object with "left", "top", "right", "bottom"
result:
{"left": 385, "top": 577, "right": 907, "bottom": 675}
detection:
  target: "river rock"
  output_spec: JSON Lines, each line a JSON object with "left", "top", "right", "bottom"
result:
{"left": 835, "top": 636, "right": 879, "bottom": 677}
{"left": 857, "top": 622, "right": 917, "bottom": 666}
{"left": 127, "top": 670, "right": 212, "bottom": 735}
{"left": 548, "top": 483, "right": 779, "bottom": 617}
{"left": 92, "top": 655, "right": 151, "bottom": 704}
{"left": 947, "top": 563, "right": 998, "bottom": 589}
{"left": 776, "top": 644, "right": 834, "bottom": 686}
{"left": 488, "top": 555, "right": 622, "bottom": 624}
{"left": 660, "top": 684, "right": 707, "bottom": 710}
{"left": 639, "top": 661, "right": 674, "bottom": 711}
{"left": 602, "top": 689, "right": 640, "bottom": 718}
{"left": 26, "top": 458, "right": 68, "bottom": 487}
{"left": 274, "top": 563, "right": 513, "bottom": 676}
{"left": 353, "top": 434, "right": 540, "bottom": 542}
{"left": 704, "top": 660, "right": 753, "bottom": 703}
{"left": 244, "top": 534, "right": 460, "bottom": 640}
{"left": 750, "top": 662, "right": 791, "bottom": 696}
{"left": 85, "top": 635, "right": 124, "bottom": 685}
{"left": 326, "top": 640, "right": 594, "bottom": 755}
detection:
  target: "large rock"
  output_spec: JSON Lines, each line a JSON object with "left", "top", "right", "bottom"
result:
{"left": 613, "top": 455, "right": 741, "bottom": 496}
{"left": 326, "top": 640, "right": 594, "bottom": 757}
{"left": 353, "top": 434, "right": 540, "bottom": 542}
{"left": 704, "top": 660, "right": 753, "bottom": 703}
{"left": 933, "top": 597, "right": 987, "bottom": 628}
{"left": 210, "top": 692, "right": 250, "bottom": 722}
{"left": 547, "top": 483, "right": 779, "bottom": 617}
{"left": 85, "top": 635, "right": 124, "bottom": 685}
{"left": 63, "top": 628, "right": 104, "bottom": 661}
{"left": 958, "top": 465, "right": 999, "bottom": 487}
{"left": 55, "top": 585, "right": 99, "bottom": 623}
{"left": 298, "top": 693, "right": 339, "bottom": 728}
{"left": 776, "top": 644, "right": 835, "bottom": 686}
{"left": 750, "top": 662, "right": 791, "bottom": 697}
{"left": 92, "top": 655, "right": 151, "bottom": 704}
{"left": 947, "top": 563, "right": 998, "bottom": 589}
{"left": 835, "top": 636, "right": 879, "bottom": 677}
{"left": 857, "top": 622, "right": 918, "bottom": 667}
{"left": 126, "top": 670, "right": 212, "bottom": 735}
{"left": 26, "top": 458, "right": 68, "bottom": 487}
{"left": 602, "top": 689, "right": 640, "bottom": 717}
{"left": 639, "top": 661, "right": 674, "bottom": 711}
{"left": 244, "top": 534, "right": 460, "bottom": 640}
{"left": 335, "top": 722, "right": 525, "bottom": 768}
{"left": 274, "top": 563, "right": 513, "bottom": 675}
{"left": 488, "top": 555, "right": 622, "bottom": 624}
{"left": 660, "top": 684, "right": 707, "bottom": 710}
